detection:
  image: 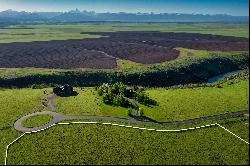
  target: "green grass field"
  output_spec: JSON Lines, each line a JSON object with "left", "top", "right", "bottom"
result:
{"left": 7, "top": 118, "right": 249, "bottom": 165}
{"left": 0, "top": 88, "right": 46, "bottom": 129}
{"left": 222, "top": 120, "right": 249, "bottom": 141}
{"left": 0, "top": 79, "right": 248, "bottom": 164}
{"left": 23, "top": 114, "right": 53, "bottom": 128}
{"left": 56, "top": 88, "right": 129, "bottom": 119}
{"left": 0, "top": 88, "right": 46, "bottom": 164}
{"left": 56, "top": 79, "right": 248, "bottom": 122}
{"left": 0, "top": 26, "right": 101, "bottom": 43}
{"left": 0, "top": 22, "right": 249, "bottom": 164}
{"left": 0, "top": 22, "right": 248, "bottom": 43}
{"left": 143, "top": 80, "right": 249, "bottom": 122}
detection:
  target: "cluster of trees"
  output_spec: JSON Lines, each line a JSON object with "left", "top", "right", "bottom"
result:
{"left": 97, "top": 82, "right": 130, "bottom": 107}
{"left": 97, "top": 82, "right": 157, "bottom": 108}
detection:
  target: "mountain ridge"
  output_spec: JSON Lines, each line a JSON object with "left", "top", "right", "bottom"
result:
{"left": 0, "top": 9, "right": 248, "bottom": 23}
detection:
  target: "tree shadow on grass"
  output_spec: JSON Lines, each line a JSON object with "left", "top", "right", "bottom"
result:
{"left": 140, "top": 99, "right": 159, "bottom": 108}
{"left": 56, "top": 91, "right": 79, "bottom": 97}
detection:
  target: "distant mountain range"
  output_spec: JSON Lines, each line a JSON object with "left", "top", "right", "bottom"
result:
{"left": 0, "top": 9, "right": 248, "bottom": 23}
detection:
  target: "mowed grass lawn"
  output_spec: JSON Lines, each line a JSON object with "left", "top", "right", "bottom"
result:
{"left": 56, "top": 88, "right": 129, "bottom": 118}
{"left": 0, "top": 88, "right": 46, "bottom": 164}
{"left": 1, "top": 86, "right": 248, "bottom": 165}
{"left": 143, "top": 80, "right": 249, "bottom": 122}
{"left": 56, "top": 80, "right": 248, "bottom": 122}
{"left": 8, "top": 120, "right": 249, "bottom": 165}
{"left": 23, "top": 114, "right": 53, "bottom": 128}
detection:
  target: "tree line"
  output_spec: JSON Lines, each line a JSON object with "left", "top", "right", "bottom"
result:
{"left": 0, "top": 53, "right": 248, "bottom": 88}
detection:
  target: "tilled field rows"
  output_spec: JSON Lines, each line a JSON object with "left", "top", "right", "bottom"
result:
{"left": 0, "top": 32, "right": 248, "bottom": 69}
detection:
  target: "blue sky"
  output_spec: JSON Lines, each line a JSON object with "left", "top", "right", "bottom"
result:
{"left": 0, "top": 0, "right": 248, "bottom": 16}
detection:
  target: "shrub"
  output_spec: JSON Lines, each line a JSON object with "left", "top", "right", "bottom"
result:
{"left": 132, "top": 86, "right": 139, "bottom": 91}
{"left": 98, "top": 82, "right": 157, "bottom": 107}
{"left": 97, "top": 83, "right": 107, "bottom": 96}
{"left": 114, "top": 94, "right": 130, "bottom": 107}
{"left": 216, "top": 85, "right": 223, "bottom": 88}
{"left": 124, "top": 88, "right": 134, "bottom": 98}
{"left": 113, "top": 94, "right": 125, "bottom": 106}
{"left": 138, "top": 108, "right": 144, "bottom": 117}
{"left": 103, "top": 93, "right": 113, "bottom": 104}
{"left": 31, "top": 84, "right": 47, "bottom": 89}
{"left": 110, "top": 82, "right": 127, "bottom": 95}
{"left": 127, "top": 109, "right": 133, "bottom": 116}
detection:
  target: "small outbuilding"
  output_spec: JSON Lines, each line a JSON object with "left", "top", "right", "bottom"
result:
{"left": 53, "top": 84, "right": 74, "bottom": 96}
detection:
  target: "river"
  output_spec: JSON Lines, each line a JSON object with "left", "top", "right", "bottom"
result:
{"left": 207, "top": 70, "right": 244, "bottom": 83}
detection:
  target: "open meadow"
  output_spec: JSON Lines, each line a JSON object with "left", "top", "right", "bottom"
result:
{"left": 0, "top": 22, "right": 249, "bottom": 165}
{"left": 0, "top": 71, "right": 249, "bottom": 164}
{"left": 7, "top": 118, "right": 249, "bottom": 165}
{"left": 0, "top": 23, "right": 249, "bottom": 44}
{"left": 55, "top": 79, "right": 248, "bottom": 122}
{"left": 0, "top": 88, "right": 46, "bottom": 164}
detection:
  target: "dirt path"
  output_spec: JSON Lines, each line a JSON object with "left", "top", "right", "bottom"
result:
{"left": 124, "top": 97, "right": 139, "bottom": 117}
{"left": 47, "top": 94, "right": 57, "bottom": 112}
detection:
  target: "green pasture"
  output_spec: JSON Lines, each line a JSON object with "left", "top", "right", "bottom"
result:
{"left": 55, "top": 77, "right": 248, "bottom": 122}
{"left": 0, "top": 88, "right": 46, "bottom": 164}
{"left": 0, "top": 83, "right": 248, "bottom": 164}
{"left": 0, "top": 22, "right": 248, "bottom": 43}
{"left": 0, "top": 26, "right": 101, "bottom": 43}
{"left": 7, "top": 119, "right": 249, "bottom": 165}
{"left": 0, "top": 88, "right": 46, "bottom": 130}
{"left": 23, "top": 114, "right": 53, "bottom": 128}
{"left": 0, "top": 22, "right": 249, "bottom": 165}
{"left": 56, "top": 88, "right": 128, "bottom": 118}
{"left": 222, "top": 119, "right": 249, "bottom": 141}
{"left": 143, "top": 80, "right": 248, "bottom": 122}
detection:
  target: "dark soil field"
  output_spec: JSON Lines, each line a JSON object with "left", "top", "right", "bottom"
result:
{"left": 0, "top": 32, "right": 248, "bottom": 69}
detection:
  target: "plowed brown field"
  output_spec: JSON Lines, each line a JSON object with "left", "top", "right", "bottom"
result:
{"left": 0, "top": 32, "right": 248, "bottom": 69}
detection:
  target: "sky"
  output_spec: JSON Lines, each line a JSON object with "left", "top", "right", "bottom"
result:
{"left": 0, "top": 0, "right": 248, "bottom": 16}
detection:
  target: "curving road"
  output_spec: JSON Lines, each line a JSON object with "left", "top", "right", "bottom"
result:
{"left": 14, "top": 94, "right": 249, "bottom": 133}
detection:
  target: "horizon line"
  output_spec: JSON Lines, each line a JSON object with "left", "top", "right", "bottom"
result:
{"left": 0, "top": 8, "right": 249, "bottom": 17}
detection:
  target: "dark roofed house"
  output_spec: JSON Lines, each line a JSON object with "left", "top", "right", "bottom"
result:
{"left": 53, "top": 84, "right": 74, "bottom": 96}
